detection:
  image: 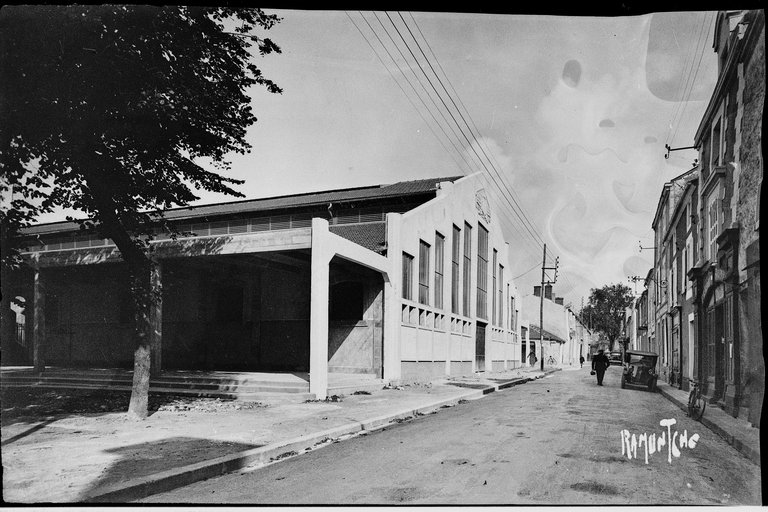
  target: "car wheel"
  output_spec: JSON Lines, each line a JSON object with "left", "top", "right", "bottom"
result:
{"left": 648, "top": 377, "right": 657, "bottom": 392}
{"left": 621, "top": 374, "right": 626, "bottom": 389}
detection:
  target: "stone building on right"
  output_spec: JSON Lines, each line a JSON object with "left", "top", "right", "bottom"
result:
{"left": 685, "top": 9, "right": 763, "bottom": 427}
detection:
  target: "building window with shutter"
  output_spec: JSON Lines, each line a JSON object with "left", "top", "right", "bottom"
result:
{"left": 402, "top": 252, "right": 414, "bottom": 300}
{"left": 418, "top": 240, "right": 430, "bottom": 305}
{"left": 434, "top": 233, "right": 444, "bottom": 310}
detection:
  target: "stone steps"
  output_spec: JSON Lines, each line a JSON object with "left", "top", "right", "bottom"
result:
{"left": 1, "top": 369, "right": 384, "bottom": 400}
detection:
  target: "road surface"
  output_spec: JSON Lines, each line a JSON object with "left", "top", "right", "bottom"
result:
{"left": 141, "top": 367, "right": 762, "bottom": 505}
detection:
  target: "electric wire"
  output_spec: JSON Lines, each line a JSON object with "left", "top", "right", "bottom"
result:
{"left": 345, "top": 12, "right": 474, "bottom": 178}
{"left": 389, "top": 11, "right": 548, "bottom": 254}
{"left": 396, "top": 12, "right": 548, "bottom": 251}
{"left": 349, "top": 10, "right": 579, "bottom": 301}
{"left": 351, "top": 11, "right": 543, "bottom": 262}
{"left": 671, "top": 11, "right": 717, "bottom": 145}
{"left": 664, "top": 12, "right": 709, "bottom": 146}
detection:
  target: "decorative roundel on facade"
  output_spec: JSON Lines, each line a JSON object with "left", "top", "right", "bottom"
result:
{"left": 475, "top": 188, "right": 491, "bottom": 224}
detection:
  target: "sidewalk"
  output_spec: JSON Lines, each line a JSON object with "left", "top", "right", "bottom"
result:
{"left": 656, "top": 381, "right": 761, "bottom": 465}
{"left": 2, "top": 366, "right": 556, "bottom": 504}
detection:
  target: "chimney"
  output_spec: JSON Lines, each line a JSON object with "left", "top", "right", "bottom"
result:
{"left": 534, "top": 285, "right": 541, "bottom": 297}
{"left": 544, "top": 284, "right": 553, "bottom": 300}
{"left": 555, "top": 297, "right": 564, "bottom": 305}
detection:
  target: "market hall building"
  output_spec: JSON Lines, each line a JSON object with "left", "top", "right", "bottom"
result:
{"left": 2, "top": 174, "right": 525, "bottom": 399}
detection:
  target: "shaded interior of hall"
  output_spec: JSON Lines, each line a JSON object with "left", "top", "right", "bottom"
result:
{"left": 4, "top": 251, "right": 383, "bottom": 376}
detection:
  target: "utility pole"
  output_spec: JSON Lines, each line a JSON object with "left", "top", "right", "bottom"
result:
{"left": 539, "top": 244, "right": 546, "bottom": 372}
{"left": 539, "top": 244, "right": 559, "bottom": 371}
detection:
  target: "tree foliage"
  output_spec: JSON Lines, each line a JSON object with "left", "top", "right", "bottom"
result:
{"left": 582, "top": 283, "right": 634, "bottom": 351}
{"left": 0, "top": 5, "right": 282, "bottom": 418}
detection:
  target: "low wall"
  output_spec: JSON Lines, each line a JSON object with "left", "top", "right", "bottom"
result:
{"left": 329, "top": 321, "right": 375, "bottom": 373}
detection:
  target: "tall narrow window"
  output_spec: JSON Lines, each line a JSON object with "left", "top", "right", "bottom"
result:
{"left": 712, "top": 119, "right": 722, "bottom": 167}
{"left": 498, "top": 264, "right": 504, "bottom": 326}
{"left": 476, "top": 224, "right": 488, "bottom": 320}
{"left": 418, "top": 240, "right": 430, "bottom": 305}
{"left": 434, "top": 233, "right": 445, "bottom": 310}
{"left": 402, "top": 252, "right": 414, "bottom": 300}
{"left": 492, "top": 249, "right": 498, "bottom": 325}
{"left": 462, "top": 222, "right": 472, "bottom": 317}
{"left": 451, "top": 225, "right": 460, "bottom": 314}
{"left": 708, "top": 198, "right": 718, "bottom": 262}
{"left": 510, "top": 295, "right": 516, "bottom": 332}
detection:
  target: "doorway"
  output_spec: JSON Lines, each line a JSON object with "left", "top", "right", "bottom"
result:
{"left": 475, "top": 323, "right": 486, "bottom": 372}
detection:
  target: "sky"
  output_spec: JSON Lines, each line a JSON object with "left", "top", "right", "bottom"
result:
{"left": 35, "top": 8, "right": 720, "bottom": 307}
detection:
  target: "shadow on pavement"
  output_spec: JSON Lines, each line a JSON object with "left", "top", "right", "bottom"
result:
{"left": 0, "top": 416, "right": 58, "bottom": 446}
{"left": 78, "top": 436, "right": 263, "bottom": 501}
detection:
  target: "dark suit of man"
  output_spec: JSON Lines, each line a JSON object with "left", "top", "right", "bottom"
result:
{"left": 592, "top": 351, "right": 610, "bottom": 386}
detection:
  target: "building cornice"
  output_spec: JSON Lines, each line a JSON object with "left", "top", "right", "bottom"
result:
{"left": 694, "top": 10, "right": 764, "bottom": 145}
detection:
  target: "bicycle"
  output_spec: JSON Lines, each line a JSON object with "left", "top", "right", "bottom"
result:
{"left": 687, "top": 378, "right": 706, "bottom": 421}
{"left": 547, "top": 355, "right": 557, "bottom": 366}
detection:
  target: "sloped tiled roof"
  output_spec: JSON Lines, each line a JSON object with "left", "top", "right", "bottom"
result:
{"left": 22, "top": 176, "right": 463, "bottom": 236}
{"left": 529, "top": 324, "right": 566, "bottom": 344}
{"left": 329, "top": 223, "right": 387, "bottom": 254}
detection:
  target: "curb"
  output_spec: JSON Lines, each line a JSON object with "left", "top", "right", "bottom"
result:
{"left": 83, "top": 369, "right": 554, "bottom": 503}
{"left": 82, "top": 388, "right": 485, "bottom": 503}
{"left": 657, "top": 384, "right": 761, "bottom": 465}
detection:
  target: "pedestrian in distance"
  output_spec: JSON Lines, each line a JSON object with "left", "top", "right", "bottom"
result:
{"left": 528, "top": 350, "right": 537, "bottom": 367}
{"left": 579, "top": 355, "right": 585, "bottom": 368}
{"left": 591, "top": 349, "right": 610, "bottom": 386}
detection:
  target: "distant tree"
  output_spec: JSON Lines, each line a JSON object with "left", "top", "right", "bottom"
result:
{"left": 582, "top": 283, "right": 634, "bottom": 353}
{"left": 0, "top": 6, "right": 282, "bottom": 418}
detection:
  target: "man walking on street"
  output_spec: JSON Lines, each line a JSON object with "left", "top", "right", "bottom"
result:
{"left": 592, "top": 349, "right": 610, "bottom": 386}
{"left": 579, "top": 355, "right": 585, "bottom": 368}
{"left": 528, "top": 350, "right": 537, "bottom": 368}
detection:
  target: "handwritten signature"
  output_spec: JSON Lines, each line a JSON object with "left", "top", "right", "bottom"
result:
{"left": 620, "top": 418, "right": 700, "bottom": 464}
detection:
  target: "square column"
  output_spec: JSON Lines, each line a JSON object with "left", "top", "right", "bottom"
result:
{"left": 309, "top": 218, "right": 331, "bottom": 399}
{"left": 32, "top": 268, "right": 45, "bottom": 373}
{"left": 383, "top": 213, "right": 402, "bottom": 383}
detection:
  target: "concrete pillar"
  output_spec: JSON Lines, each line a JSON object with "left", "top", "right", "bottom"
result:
{"left": 150, "top": 262, "right": 163, "bottom": 377}
{"left": 32, "top": 267, "right": 45, "bottom": 373}
{"left": 383, "top": 213, "right": 402, "bottom": 384}
{"left": 310, "top": 218, "right": 331, "bottom": 399}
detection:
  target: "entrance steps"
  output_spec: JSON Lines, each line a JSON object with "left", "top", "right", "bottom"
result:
{"left": 0, "top": 367, "right": 385, "bottom": 401}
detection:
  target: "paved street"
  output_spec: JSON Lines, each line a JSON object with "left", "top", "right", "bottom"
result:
{"left": 141, "top": 367, "right": 761, "bottom": 505}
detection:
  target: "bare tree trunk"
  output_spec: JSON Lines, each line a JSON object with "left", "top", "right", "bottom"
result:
{"left": 127, "top": 259, "right": 156, "bottom": 420}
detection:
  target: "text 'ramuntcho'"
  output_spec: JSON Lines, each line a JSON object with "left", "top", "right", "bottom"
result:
{"left": 620, "top": 418, "right": 700, "bottom": 464}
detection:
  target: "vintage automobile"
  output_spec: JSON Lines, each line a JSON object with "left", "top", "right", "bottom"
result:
{"left": 620, "top": 350, "right": 659, "bottom": 391}
{"left": 608, "top": 351, "right": 623, "bottom": 366}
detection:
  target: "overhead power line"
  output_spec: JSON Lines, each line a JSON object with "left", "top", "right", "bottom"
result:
{"left": 347, "top": 10, "right": 579, "bottom": 302}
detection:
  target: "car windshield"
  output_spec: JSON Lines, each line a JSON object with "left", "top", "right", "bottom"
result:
{"left": 628, "top": 355, "right": 655, "bottom": 366}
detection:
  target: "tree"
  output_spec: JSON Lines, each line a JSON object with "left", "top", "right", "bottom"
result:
{"left": 0, "top": 6, "right": 282, "bottom": 419}
{"left": 582, "top": 283, "right": 634, "bottom": 353}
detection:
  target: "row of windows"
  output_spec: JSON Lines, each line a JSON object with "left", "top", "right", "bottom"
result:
{"left": 402, "top": 222, "right": 517, "bottom": 330}
{"left": 27, "top": 204, "right": 426, "bottom": 252}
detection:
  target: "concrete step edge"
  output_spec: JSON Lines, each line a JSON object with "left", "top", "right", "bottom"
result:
{"left": 0, "top": 382, "right": 309, "bottom": 400}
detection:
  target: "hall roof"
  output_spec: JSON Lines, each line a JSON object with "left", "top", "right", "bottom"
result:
{"left": 21, "top": 175, "right": 463, "bottom": 236}
{"left": 529, "top": 324, "right": 566, "bottom": 344}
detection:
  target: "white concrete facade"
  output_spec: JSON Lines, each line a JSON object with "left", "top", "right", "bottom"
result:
{"left": 391, "top": 173, "right": 524, "bottom": 381}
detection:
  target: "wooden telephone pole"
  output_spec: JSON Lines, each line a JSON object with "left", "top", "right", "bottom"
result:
{"left": 539, "top": 243, "right": 559, "bottom": 371}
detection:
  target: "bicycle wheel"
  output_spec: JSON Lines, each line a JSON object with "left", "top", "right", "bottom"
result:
{"left": 688, "top": 389, "right": 706, "bottom": 420}
{"left": 687, "top": 389, "right": 697, "bottom": 417}
{"left": 692, "top": 393, "right": 706, "bottom": 420}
